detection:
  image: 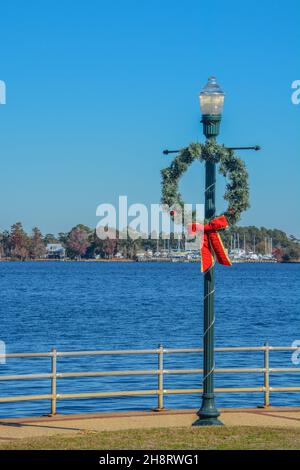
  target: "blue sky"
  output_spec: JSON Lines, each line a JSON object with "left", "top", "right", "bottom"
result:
{"left": 0, "top": 0, "right": 299, "bottom": 236}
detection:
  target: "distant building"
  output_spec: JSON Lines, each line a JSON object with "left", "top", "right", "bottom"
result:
{"left": 46, "top": 243, "right": 65, "bottom": 259}
{"left": 136, "top": 251, "right": 146, "bottom": 261}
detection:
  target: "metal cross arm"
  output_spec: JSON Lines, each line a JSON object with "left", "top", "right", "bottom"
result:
{"left": 163, "top": 145, "right": 261, "bottom": 155}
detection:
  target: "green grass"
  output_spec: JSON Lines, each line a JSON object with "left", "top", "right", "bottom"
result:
{"left": 1, "top": 426, "right": 300, "bottom": 450}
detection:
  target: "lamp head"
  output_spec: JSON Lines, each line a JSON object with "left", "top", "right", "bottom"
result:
{"left": 199, "top": 76, "right": 225, "bottom": 116}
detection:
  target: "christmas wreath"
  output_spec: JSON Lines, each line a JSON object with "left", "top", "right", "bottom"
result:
{"left": 161, "top": 140, "right": 249, "bottom": 225}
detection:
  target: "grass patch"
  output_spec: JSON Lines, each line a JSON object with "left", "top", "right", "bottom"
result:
{"left": 1, "top": 426, "right": 300, "bottom": 450}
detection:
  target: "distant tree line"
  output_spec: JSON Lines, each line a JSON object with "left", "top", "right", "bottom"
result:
{"left": 0, "top": 222, "right": 299, "bottom": 261}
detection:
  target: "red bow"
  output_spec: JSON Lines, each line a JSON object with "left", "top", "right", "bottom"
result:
{"left": 188, "top": 215, "right": 232, "bottom": 273}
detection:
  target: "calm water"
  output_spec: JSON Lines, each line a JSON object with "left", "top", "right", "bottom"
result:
{"left": 0, "top": 261, "right": 299, "bottom": 418}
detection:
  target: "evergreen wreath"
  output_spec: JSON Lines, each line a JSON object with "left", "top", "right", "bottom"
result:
{"left": 161, "top": 140, "right": 249, "bottom": 225}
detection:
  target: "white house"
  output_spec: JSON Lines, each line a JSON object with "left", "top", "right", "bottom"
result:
{"left": 46, "top": 243, "right": 66, "bottom": 259}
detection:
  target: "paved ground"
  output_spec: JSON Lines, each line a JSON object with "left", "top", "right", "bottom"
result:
{"left": 1, "top": 407, "right": 300, "bottom": 442}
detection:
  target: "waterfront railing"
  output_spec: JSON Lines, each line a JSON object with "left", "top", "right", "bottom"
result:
{"left": 0, "top": 344, "right": 300, "bottom": 415}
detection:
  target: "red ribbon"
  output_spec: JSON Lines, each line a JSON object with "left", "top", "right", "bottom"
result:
{"left": 188, "top": 215, "right": 232, "bottom": 273}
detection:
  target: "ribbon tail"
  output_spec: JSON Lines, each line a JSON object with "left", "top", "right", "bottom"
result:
{"left": 210, "top": 232, "right": 232, "bottom": 267}
{"left": 201, "top": 233, "right": 214, "bottom": 273}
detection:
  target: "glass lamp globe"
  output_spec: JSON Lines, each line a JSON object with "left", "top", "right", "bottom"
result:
{"left": 199, "top": 77, "right": 225, "bottom": 116}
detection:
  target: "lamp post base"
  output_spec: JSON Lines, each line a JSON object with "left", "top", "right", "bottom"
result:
{"left": 192, "top": 394, "right": 223, "bottom": 426}
{"left": 193, "top": 417, "right": 223, "bottom": 426}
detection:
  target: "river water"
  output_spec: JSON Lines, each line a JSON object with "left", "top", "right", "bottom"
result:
{"left": 0, "top": 261, "right": 299, "bottom": 417}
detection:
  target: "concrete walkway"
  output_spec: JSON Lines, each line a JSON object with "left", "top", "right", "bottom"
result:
{"left": 1, "top": 407, "right": 300, "bottom": 442}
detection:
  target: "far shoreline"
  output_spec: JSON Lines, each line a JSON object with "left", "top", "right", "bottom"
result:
{"left": 0, "top": 258, "right": 299, "bottom": 264}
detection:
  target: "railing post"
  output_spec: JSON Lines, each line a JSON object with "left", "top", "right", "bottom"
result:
{"left": 155, "top": 344, "right": 164, "bottom": 411}
{"left": 50, "top": 348, "right": 57, "bottom": 415}
{"left": 264, "top": 342, "right": 270, "bottom": 407}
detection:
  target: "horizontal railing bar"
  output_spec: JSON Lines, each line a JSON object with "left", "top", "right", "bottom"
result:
{"left": 56, "top": 349, "right": 160, "bottom": 357}
{"left": 3, "top": 366, "right": 300, "bottom": 382}
{"left": 59, "top": 388, "right": 267, "bottom": 398}
{"left": 0, "top": 371, "right": 162, "bottom": 381}
{"left": 0, "top": 367, "right": 271, "bottom": 381}
{"left": 55, "top": 367, "right": 267, "bottom": 377}
{"left": 0, "top": 373, "right": 53, "bottom": 381}
{"left": 0, "top": 349, "right": 160, "bottom": 359}
{"left": 0, "top": 392, "right": 160, "bottom": 403}
{"left": 165, "top": 347, "right": 299, "bottom": 353}
{"left": 164, "top": 387, "right": 265, "bottom": 394}
{"left": 217, "top": 387, "right": 264, "bottom": 393}
{"left": 58, "top": 370, "right": 159, "bottom": 378}
{"left": 57, "top": 390, "right": 158, "bottom": 399}
{"left": 0, "top": 352, "right": 53, "bottom": 359}
{"left": 1, "top": 345, "right": 299, "bottom": 360}
{"left": 214, "top": 368, "right": 265, "bottom": 373}
{"left": 3, "top": 385, "right": 300, "bottom": 403}
{"left": 0, "top": 395, "right": 53, "bottom": 403}
{"left": 164, "top": 347, "right": 267, "bottom": 353}
{"left": 270, "top": 387, "right": 300, "bottom": 392}
{"left": 163, "top": 368, "right": 265, "bottom": 374}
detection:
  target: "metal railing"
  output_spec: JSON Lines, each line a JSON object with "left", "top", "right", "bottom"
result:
{"left": 0, "top": 343, "right": 300, "bottom": 416}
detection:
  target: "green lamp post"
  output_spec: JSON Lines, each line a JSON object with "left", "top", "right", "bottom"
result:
{"left": 193, "top": 76, "right": 225, "bottom": 426}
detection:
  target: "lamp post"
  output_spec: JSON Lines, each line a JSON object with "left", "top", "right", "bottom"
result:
{"left": 162, "top": 78, "right": 259, "bottom": 424}
{"left": 193, "top": 77, "right": 225, "bottom": 426}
